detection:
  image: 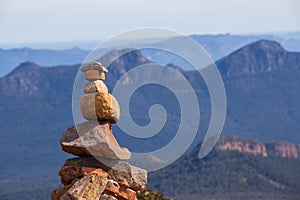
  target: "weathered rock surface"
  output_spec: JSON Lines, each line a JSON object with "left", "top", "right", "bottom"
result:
{"left": 80, "top": 92, "right": 120, "bottom": 123}
{"left": 84, "top": 70, "right": 106, "bottom": 81}
{"left": 81, "top": 62, "right": 108, "bottom": 73}
{"left": 81, "top": 62, "right": 108, "bottom": 81}
{"left": 59, "top": 157, "right": 147, "bottom": 190}
{"left": 60, "top": 173, "right": 107, "bottom": 200}
{"left": 106, "top": 161, "right": 147, "bottom": 191}
{"left": 100, "top": 194, "right": 118, "bottom": 200}
{"left": 60, "top": 121, "right": 131, "bottom": 160}
{"left": 84, "top": 80, "right": 108, "bottom": 94}
{"left": 51, "top": 184, "right": 73, "bottom": 200}
{"left": 104, "top": 179, "right": 137, "bottom": 200}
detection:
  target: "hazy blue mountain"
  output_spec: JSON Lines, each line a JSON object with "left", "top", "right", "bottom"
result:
{"left": 217, "top": 39, "right": 300, "bottom": 76}
{"left": 2, "top": 33, "right": 300, "bottom": 77}
{"left": 141, "top": 33, "right": 300, "bottom": 70}
{"left": 0, "top": 40, "right": 300, "bottom": 199}
{"left": 0, "top": 47, "right": 89, "bottom": 77}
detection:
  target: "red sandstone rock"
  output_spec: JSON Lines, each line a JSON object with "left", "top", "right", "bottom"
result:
{"left": 59, "top": 157, "right": 147, "bottom": 190}
{"left": 104, "top": 179, "right": 137, "bottom": 200}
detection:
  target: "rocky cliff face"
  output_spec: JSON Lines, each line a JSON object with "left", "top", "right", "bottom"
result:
{"left": 217, "top": 135, "right": 268, "bottom": 157}
{"left": 216, "top": 135, "right": 300, "bottom": 159}
{"left": 266, "top": 142, "right": 299, "bottom": 159}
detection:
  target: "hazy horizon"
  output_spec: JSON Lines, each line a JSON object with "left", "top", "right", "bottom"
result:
{"left": 1, "top": 0, "right": 299, "bottom": 45}
{"left": 1, "top": 31, "right": 300, "bottom": 50}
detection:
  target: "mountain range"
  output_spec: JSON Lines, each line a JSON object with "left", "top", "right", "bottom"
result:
{"left": 2, "top": 33, "right": 300, "bottom": 77}
{"left": 0, "top": 39, "right": 299, "bottom": 199}
{"left": 0, "top": 47, "right": 89, "bottom": 77}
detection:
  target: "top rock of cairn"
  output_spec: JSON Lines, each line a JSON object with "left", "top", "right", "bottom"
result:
{"left": 81, "top": 61, "right": 108, "bottom": 81}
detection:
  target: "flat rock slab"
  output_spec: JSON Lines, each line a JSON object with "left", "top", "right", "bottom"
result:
{"left": 80, "top": 92, "right": 120, "bottom": 124}
{"left": 60, "top": 121, "right": 131, "bottom": 160}
{"left": 59, "top": 157, "right": 147, "bottom": 191}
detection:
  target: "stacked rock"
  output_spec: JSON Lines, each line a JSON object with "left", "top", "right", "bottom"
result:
{"left": 52, "top": 62, "right": 147, "bottom": 200}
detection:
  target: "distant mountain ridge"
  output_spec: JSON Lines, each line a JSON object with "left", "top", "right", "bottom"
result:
{"left": 1, "top": 40, "right": 299, "bottom": 142}
{"left": 2, "top": 33, "right": 300, "bottom": 77}
{"left": 0, "top": 61, "right": 79, "bottom": 96}
{"left": 218, "top": 40, "right": 300, "bottom": 77}
{"left": 0, "top": 47, "right": 88, "bottom": 77}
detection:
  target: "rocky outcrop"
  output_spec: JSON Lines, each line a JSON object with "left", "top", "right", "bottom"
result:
{"left": 217, "top": 135, "right": 300, "bottom": 159}
{"left": 217, "top": 135, "right": 268, "bottom": 157}
{"left": 52, "top": 62, "right": 147, "bottom": 200}
{"left": 266, "top": 142, "right": 299, "bottom": 159}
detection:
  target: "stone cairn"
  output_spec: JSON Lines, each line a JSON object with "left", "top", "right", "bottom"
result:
{"left": 52, "top": 62, "right": 147, "bottom": 200}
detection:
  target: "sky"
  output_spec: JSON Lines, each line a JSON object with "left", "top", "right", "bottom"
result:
{"left": 0, "top": 0, "right": 299, "bottom": 44}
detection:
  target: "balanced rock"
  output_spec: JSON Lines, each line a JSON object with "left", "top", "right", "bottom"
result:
{"left": 60, "top": 173, "right": 107, "bottom": 200}
{"left": 59, "top": 157, "right": 147, "bottom": 191}
{"left": 84, "top": 80, "right": 108, "bottom": 94}
{"left": 80, "top": 92, "right": 120, "bottom": 123}
{"left": 53, "top": 60, "right": 149, "bottom": 199}
{"left": 81, "top": 62, "right": 108, "bottom": 81}
{"left": 60, "top": 120, "right": 130, "bottom": 160}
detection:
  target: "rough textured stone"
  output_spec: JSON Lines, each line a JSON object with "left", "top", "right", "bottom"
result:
{"left": 59, "top": 164, "right": 109, "bottom": 186}
{"left": 84, "top": 80, "right": 108, "bottom": 94}
{"left": 100, "top": 194, "right": 118, "bottom": 200}
{"left": 51, "top": 185, "right": 72, "bottom": 200}
{"left": 107, "top": 161, "right": 147, "bottom": 191}
{"left": 80, "top": 92, "right": 120, "bottom": 123}
{"left": 104, "top": 179, "right": 137, "bottom": 200}
{"left": 59, "top": 157, "right": 147, "bottom": 190}
{"left": 81, "top": 62, "right": 108, "bottom": 73}
{"left": 60, "top": 173, "right": 107, "bottom": 200}
{"left": 81, "top": 62, "right": 108, "bottom": 81}
{"left": 60, "top": 121, "right": 130, "bottom": 160}
{"left": 84, "top": 70, "right": 106, "bottom": 81}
